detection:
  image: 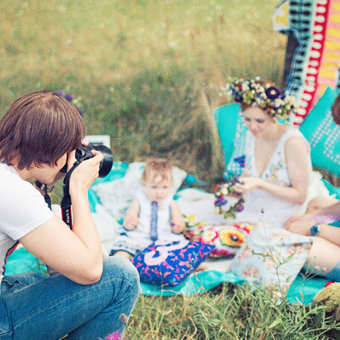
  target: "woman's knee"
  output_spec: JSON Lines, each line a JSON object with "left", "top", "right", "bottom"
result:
{"left": 102, "top": 256, "right": 140, "bottom": 290}
{"left": 306, "top": 237, "right": 340, "bottom": 277}
{"left": 306, "top": 197, "right": 337, "bottom": 213}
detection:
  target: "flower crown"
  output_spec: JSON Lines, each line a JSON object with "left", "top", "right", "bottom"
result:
{"left": 214, "top": 177, "right": 245, "bottom": 219}
{"left": 221, "top": 77, "right": 298, "bottom": 119}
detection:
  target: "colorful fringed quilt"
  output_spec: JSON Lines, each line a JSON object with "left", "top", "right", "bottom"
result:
{"left": 273, "top": 0, "right": 340, "bottom": 125}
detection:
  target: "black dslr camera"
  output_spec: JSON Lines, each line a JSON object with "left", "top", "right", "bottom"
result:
{"left": 61, "top": 143, "right": 113, "bottom": 178}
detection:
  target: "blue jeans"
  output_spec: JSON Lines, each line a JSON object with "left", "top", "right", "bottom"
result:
{"left": 0, "top": 256, "right": 139, "bottom": 340}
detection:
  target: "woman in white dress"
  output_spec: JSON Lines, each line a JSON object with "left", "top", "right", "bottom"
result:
{"left": 220, "top": 78, "right": 312, "bottom": 228}
{"left": 217, "top": 78, "right": 315, "bottom": 291}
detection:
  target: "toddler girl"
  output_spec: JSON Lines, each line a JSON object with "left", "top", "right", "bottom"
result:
{"left": 111, "top": 158, "right": 186, "bottom": 259}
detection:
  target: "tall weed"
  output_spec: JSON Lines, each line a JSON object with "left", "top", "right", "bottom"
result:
{"left": 127, "top": 284, "right": 340, "bottom": 339}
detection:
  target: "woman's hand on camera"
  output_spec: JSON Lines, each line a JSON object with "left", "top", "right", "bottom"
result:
{"left": 69, "top": 150, "right": 104, "bottom": 195}
{"left": 63, "top": 140, "right": 90, "bottom": 172}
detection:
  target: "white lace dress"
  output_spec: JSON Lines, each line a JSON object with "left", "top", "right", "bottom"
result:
{"left": 232, "top": 127, "right": 312, "bottom": 228}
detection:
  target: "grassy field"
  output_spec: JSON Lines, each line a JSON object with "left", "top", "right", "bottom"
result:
{"left": 127, "top": 284, "right": 340, "bottom": 339}
{"left": 0, "top": 0, "right": 287, "bottom": 181}
{"left": 2, "top": 0, "right": 339, "bottom": 339}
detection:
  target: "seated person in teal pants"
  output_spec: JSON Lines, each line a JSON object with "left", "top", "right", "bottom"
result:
{"left": 285, "top": 93, "right": 340, "bottom": 282}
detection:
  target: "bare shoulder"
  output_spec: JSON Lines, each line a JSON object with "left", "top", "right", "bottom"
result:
{"left": 285, "top": 134, "right": 310, "bottom": 155}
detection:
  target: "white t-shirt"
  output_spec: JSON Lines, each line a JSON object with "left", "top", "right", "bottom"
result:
{"left": 0, "top": 163, "right": 53, "bottom": 284}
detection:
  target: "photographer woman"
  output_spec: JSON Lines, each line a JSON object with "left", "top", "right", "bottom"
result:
{"left": 0, "top": 91, "right": 139, "bottom": 339}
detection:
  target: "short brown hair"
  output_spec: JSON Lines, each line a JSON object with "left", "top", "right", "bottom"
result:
{"left": 142, "top": 158, "right": 172, "bottom": 184}
{"left": 0, "top": 90, "right": 86, "bottom": 169}
{"left": 331, "top": 93, "right": 340, "bottom": 125}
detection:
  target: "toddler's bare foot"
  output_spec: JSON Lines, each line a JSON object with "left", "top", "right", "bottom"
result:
{"left": 194, "top": 264, "right": 209, "bottom": 272}
{"left": 114, "top": 251, "right": 133, "bottom": 260}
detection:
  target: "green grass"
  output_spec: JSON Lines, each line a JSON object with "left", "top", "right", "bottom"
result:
{"left": 127, "top": 284, "right": 340, "bottom": 339}
{"left": 2, "top": 1, "right": 339, "bottom": 338}
{"left": 0, "top": 0, "right": 286, "bottom": 181}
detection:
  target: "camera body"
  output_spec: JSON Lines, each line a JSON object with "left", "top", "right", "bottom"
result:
{"left": 75, "top": 144, "right": 100, "bottom": 162}
{"left": 61, "top": 143, "right": 113, "bottom": 178}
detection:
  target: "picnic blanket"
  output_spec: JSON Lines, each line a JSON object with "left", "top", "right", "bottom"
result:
{"left": 5, "top": 161, "right": 337, "bottom": 306}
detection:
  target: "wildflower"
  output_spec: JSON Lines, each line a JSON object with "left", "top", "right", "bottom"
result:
{"left": 98, "top": 330, "right": 121, "bottom": 340}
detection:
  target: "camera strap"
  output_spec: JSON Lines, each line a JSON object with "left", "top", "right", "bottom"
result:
{"left": 35, "top": 180, "right": 54, "bottom": 210}
{"left": 60, "top": 161, "right": 80, "bottom": 229}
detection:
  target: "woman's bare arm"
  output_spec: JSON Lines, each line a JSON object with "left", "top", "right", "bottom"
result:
{"left": 234, "top": 136, "right": 310, "bottom": 205}
{"left": 21, "top": 152, "right": 104, "bottom": 285}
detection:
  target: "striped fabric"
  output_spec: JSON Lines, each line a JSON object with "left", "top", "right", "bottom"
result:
{"left": 274, "top": 0, "right": 340, "bottom": 125}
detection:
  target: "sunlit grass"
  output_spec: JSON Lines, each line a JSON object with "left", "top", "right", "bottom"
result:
{"left": 127, "top": 283, "right": 340, "bottom": 339}
{"left": 0, "top": 1, "right": 286, "bottom": 182}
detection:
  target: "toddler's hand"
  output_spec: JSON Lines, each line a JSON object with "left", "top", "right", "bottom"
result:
{"left": 123, "top": 216, "right": 139, "bottom": 230}
{"left": 171, "top": 221, "right": 185, "bottom": 234}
